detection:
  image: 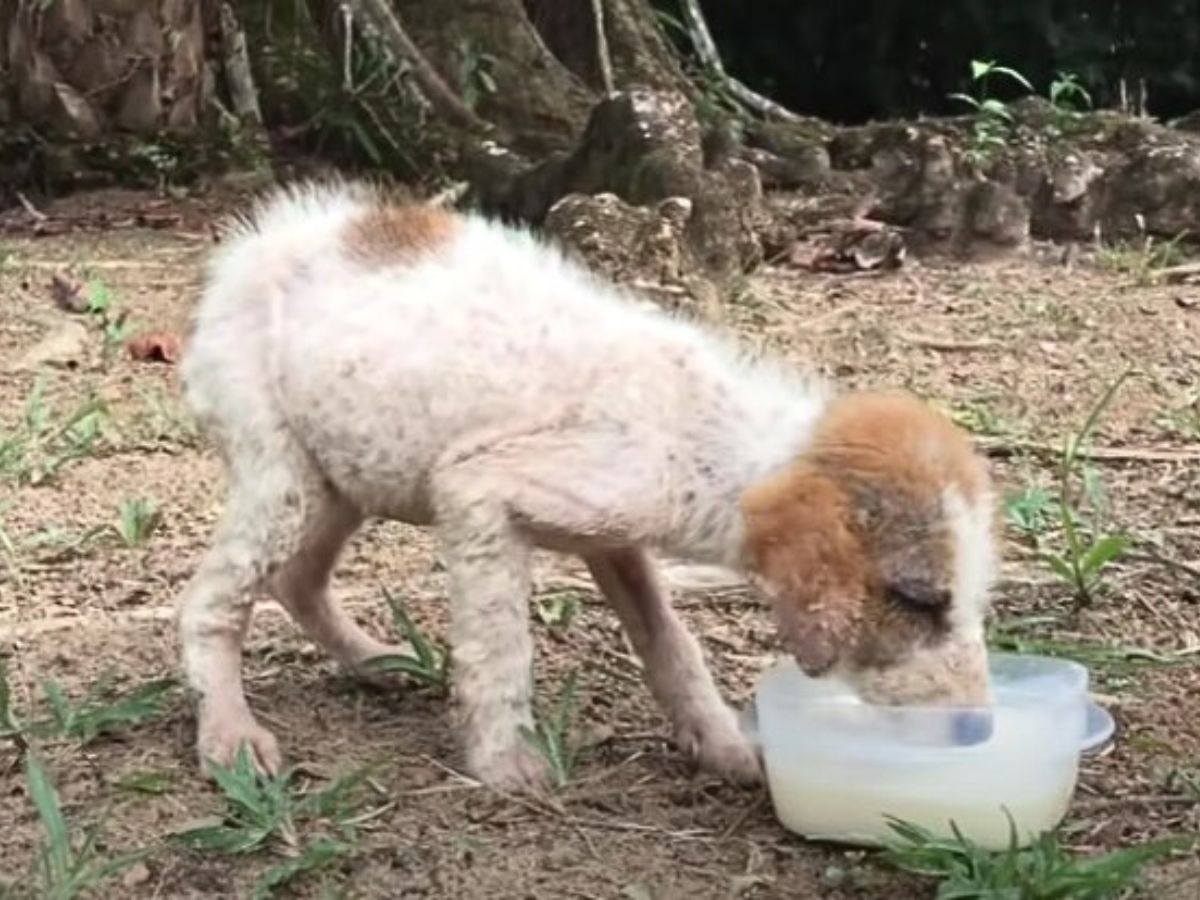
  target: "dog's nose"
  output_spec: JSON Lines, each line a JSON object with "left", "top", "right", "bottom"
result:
{"left": 951, "top": 710, "right": 994, "bottom": 745}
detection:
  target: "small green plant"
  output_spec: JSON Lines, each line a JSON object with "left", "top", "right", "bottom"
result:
{"left": 988, "top": 625, "right": 1199, "bottom": 678}
{"left": 1095, "top": 230, "right": 1189, "bottom": 285}
{"left": 1003, "top": 485, "right": 1061, "bottom": 541}
{"left": 254, "top": 836, "right": 353, "bottom": 900}
{"left": 1047, "top": 71, "right": 1093, "bottom": 135}
{"left": 113, "top": 770, "right": 175, "bottom": 796}
{"left": 535, "top": 591, "right": 582, "bottom": 632}
{"left": 456, "top": 38, "right": 498, "bottom": 112}
{"left": 1, "top": 379, "right": 109, "bottom": 485}
{"left": 1156, "top": 393, "right": 1200, "bottom": 439}
{"left": 520, "top": 670, "right": 582, "bottom": 787}
{"left": 22, "top": 523, "right": 110, "bottom": 562}
{"left": 0, "top": 656, "right": 20, "bottom": 739}
{"left": 113, "top": 497, "right": 161, "bottom": 548}
{"left": 84, "top": 279, "right": 135, "bottom": 358}
{"left": 364, "top": 590, "right": 450, "bottom": 690}
{"left": 131, "top": 386, "right": 200, "bottom": 447}
{"left": 36, "top": 676, "right": 175, "bottom": 744}
{"left": 24, "top": 753, "right": 148, "bottom": 900}
{"left": 949, "top": 401, "right": 1014, "bottom": 437}
{"left": 950, "top": 59, "right": 1034, "bottom": 166}
{"left": 175, "top": 748, "right": 364, "bottom": 896}
{"left": 883, "top": 815, "right": 1187, "bottom": 899}
{"left": 1038, "top": 372, "right": 1131, "bottom": 605}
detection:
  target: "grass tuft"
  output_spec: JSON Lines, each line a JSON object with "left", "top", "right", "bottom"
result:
{"left": 883, "top": 815, "right": 1188, "bottom": 899}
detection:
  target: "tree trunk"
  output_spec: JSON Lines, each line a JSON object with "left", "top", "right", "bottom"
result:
{"left": 1, "top": 0, "right": 218, "bottom": 138}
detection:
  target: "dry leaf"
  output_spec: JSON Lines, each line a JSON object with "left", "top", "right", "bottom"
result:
{"left": 127, "top": 331, "right": 182, "bottom": 364}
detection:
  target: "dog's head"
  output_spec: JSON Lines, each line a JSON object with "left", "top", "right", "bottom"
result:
{"left": 741, "top": 391, "right": 997, "bottom": 708}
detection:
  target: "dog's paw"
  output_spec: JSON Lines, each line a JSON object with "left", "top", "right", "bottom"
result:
{"left": 470, "top": 742, "right": 553, "bottom": 794}
{"left": 198, "top": 715, "right": 282, "bottom": 777}
{"left": 675, "top": 712, "right": 763, "bottom": 786}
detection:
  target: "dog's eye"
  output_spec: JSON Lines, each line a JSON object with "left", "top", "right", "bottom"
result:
{"left": 885, "top": 579, "right": 951, "bottom": 611}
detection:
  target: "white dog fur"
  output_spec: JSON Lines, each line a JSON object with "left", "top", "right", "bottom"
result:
{"left": 178, "top": 181, "right": 998, "bottom": 789}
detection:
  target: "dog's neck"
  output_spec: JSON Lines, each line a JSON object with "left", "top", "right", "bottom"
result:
{"left": 656, "top": 345, "right": 832, "bottom": 568}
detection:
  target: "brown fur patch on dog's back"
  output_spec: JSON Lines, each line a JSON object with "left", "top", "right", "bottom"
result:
{"left": 343, "top": 203, "right": 459, "bottom": 267}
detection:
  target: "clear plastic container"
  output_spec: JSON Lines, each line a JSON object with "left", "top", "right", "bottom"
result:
{"left": 747, "top": 653, "right": 1115, "bottom": 851}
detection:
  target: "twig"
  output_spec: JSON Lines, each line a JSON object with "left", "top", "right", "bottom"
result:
{"left": 897, "top": 332, "right": 1000, "bottom": 352}
{"left": 719, "top": 795, "right": 765, "bottom": 841}
{"left": 350, "top": 0, "right": 489, "bottom": 133}
{"left": 1074, "top": 794, "right": 1200, "bottom": 811}
{"left": 1153, "top": 261, "right": 1200, "bottom": 284}
{"left": 677, "top": 0, "right": 800, "bottom": 122}
{"left": 981, "top": 439, "right": 1200, "bottom": 464}
{"left": 590, "top": 0, "right": 614, "bottom": 94}
{"left": 15, "top": 193, "right": 47, "bottom": 221}
{"left": 1126, "top": 549, "right": 1200, "bottom": 584}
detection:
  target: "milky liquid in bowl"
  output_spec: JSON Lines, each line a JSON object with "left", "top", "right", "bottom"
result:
{"left": 754, "top": 654, "right": 1110, "bottom": 851}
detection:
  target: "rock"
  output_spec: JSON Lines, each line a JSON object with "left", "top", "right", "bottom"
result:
{"left": 13, "top": 320, "right": 91, "bottom": 371}
{"left": 483, "top": 89, "right": 763, "bottom": 287}
{"left": 544, "top": 192, "right": 718, "bottom": 317}
{"left": 122, "top": 862, "right": 152, "bottom": 889}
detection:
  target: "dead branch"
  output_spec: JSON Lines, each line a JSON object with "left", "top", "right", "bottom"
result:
{"left": 981, "top": 439, "right": 1200, "bottom": 464}
{"left": 1153, "top": 261, "right": 1200, "bottom": 284}
{"left": 898, "top": 333, "right": 1000, "bottom": 352}
{"left": 350, "top": 0, "right": 490, "bottom": 134}
{"left": 678, "top": 0, "right": 799, "bottom": 122}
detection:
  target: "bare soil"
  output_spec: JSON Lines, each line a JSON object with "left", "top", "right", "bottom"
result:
{"left": 1, "top": 188, "right": 1198, "bottom": 899}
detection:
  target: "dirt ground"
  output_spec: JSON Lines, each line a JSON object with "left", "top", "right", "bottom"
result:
{"left": 1, "top": 188, "right": 1198, "bottom": 899}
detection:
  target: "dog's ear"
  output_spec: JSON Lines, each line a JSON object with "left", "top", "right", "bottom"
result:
{"left": 742, "top": 465, "right": 867, "bottom": 676}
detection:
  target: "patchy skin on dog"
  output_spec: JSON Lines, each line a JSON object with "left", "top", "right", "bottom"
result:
{"left": 178, "top": 181, "right": 999, "bottom": 792}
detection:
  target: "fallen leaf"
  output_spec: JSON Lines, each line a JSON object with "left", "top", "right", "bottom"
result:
{"left": 127, "top": 331, "right": 182, "bottom": 364}
{"left": 48, "top": 274, "right": 88, "bottom": 313}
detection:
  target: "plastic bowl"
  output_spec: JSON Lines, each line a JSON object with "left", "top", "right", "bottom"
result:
{"left": 745, "top": 653, "right": 1115, "bottom": 851}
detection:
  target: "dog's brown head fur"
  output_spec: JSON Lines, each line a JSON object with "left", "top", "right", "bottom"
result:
{"left": 742, "top": 391, "right": 997, "bottom": 707}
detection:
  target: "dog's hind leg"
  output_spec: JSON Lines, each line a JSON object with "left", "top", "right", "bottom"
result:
{"left": 267, "top": 493, "right": 404, "bottom": 675}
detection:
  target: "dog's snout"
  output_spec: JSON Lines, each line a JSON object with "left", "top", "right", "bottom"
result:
{"left": 951, "top": 709, "right": 993, "bottom": 746}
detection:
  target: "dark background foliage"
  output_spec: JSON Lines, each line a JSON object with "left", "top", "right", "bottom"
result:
{"left": 684, "top": 0, "right": 1200, "bottom": 123}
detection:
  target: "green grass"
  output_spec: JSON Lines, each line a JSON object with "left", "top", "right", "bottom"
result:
{"left": 1155, "top": 394, "right": 1200, "bottom": 440}
{"left": 520, "top": 670, "right": 582, "bottom": 788}
{"left": 1037, "top": 372, "right": 1131, "bottom": 606}
{"left": 113, "top": 497, "right": 161, "bottom": 548}
{"left": 175, "top": 748, "right": 367, "bottom": 896}
{"left": 21, "top": 753, "right": 148, "bottom": 900}
{"left": 35, "top": 677, "right": 175, "bottom": 745}
{"left": 988, "top": 620, "right": 1199, "bottom": 682}
{"left": 84, "top": 278, "right": 136, "bottom": 359}
{"left": 1095, "top": 233, "right": 1189, "bottom": 285}
{"left": 883, "top": 815, "right": 1189, "bottom": 899}
{"left": 0, "top": 379, "right": 110, "bottom": 485}
{"left": 1, "top": 663, "right": 175, "bottom": 747}
{"left": 364, "top": 589, "right": 450, "bottom": 690}
{"left": 1003, "top": 485, "right": 1060, "bottom": 540}
{"left": 535, "top": 591, "right": 582, "bottom": 632}
{"left": 0, "top": 656, "right": 20, "bottom": 739}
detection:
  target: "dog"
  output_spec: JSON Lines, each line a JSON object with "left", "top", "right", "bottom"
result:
{"left": 178, "top": 181, "right": 998, "bottom": 790}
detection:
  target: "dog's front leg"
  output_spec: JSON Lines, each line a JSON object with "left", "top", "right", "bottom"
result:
{"left": 431, "top": 426, "right": 660, "bottom": 790}
{"left": 432, "top": 472, "right": 545, "bottom": 790}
